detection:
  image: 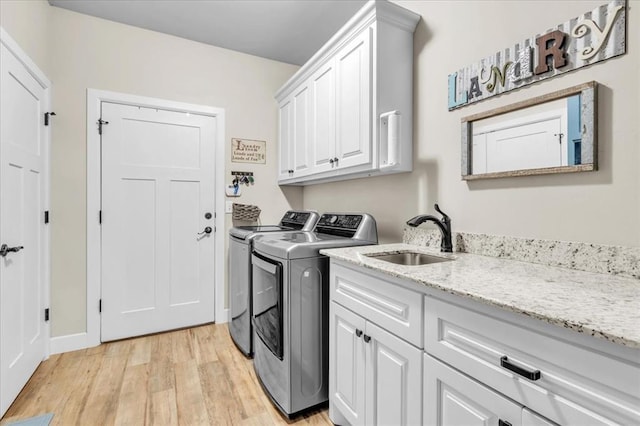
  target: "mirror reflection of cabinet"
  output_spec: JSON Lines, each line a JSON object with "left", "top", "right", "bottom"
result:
{"left": 462, "top": 81, "right": 597, "bottom": 180}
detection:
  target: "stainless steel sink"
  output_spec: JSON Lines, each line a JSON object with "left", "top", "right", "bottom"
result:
{"left": 365, "top": 251, "right": 454, "bottom": 266}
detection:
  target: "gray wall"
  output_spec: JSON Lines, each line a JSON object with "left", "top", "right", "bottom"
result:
{"left": 2, "top": 0, "right": 638, "bottom": 340}
{"left": 1, "top": 0, "right": 302, "bottom": 336}
{"left": 304, "top": 0, "right": 640, "bottom": 247}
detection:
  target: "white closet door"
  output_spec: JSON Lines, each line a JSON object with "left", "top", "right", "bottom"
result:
{"left": 0, "top": 43, "right": 47, "bottom": 416}
{"left": 100, "top": 102, "right": 216, "bottom": 341}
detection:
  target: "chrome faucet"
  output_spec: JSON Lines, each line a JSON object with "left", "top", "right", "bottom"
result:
{"left": 406, "top": 204, "right": 453, "bottom": 253}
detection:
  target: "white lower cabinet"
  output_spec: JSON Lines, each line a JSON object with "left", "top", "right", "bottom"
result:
{"left": 330, "top": 261, "right": 424, "bottom": 426}
{"left": 424, "top": 354, "right": 522, "bottom": 426}
{"left": 330, "top": 302, "right": 422, "bottom": 426}
{"left": 330, "top": 302, "right": 366, "bottom": 426}
{"left": 424, "top": 354, "right": 561, "bottom": 426}
{"left": 328, "top": 260, "right": 640, "bottom": 426}
{"left": 522, "top": 409, "right": 559, "bottom": 426}
{"left": 424, "top": 295, "right": 640, "bottom": 425}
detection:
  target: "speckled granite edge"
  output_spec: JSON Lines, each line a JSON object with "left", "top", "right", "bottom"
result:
{"left": 321, "top": 243, "right": 640, "bottom": 349}
{"left": 403, "top": 227, "right": 640, "bottom": 280}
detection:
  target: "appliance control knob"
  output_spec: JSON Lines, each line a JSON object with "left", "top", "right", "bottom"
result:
{"left": 329, "top": 215, "right": 338, "bottom": 224}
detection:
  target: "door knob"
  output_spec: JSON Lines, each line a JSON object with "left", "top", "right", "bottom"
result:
{"left": 0, "top": 244, "right": 24, "bottom": 257}
{"left": 197, "top": 227, "right": 212, "bottom": 236}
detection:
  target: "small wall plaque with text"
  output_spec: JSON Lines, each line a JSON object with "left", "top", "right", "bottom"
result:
{"left": 231, "top": 138, "right": 266, "bottom": 164}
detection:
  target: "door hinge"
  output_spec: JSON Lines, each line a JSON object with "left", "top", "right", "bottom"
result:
{"left": 44, "top": 210, "right": 50, "bottom": 224}
{"left": 98, "top": 118, "right": 109, "bottom": 135}
{"left": 44, "top": 308, "right": 50, "bottom": 322}
{"left": 99, "top": 299, "right": 102, "bottom": 313}
{"left": 44, "top": 112, "right": 56, "bottom": 126}
{"left": 99, "top": 210, "right": 102, "bottom": 224}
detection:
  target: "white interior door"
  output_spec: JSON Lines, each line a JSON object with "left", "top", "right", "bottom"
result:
{"left": 100, "top": 102, "right": 216, "bottom": 342}
{"left": 485, "top": 117, "right": 563, "bottom": 173}
{"left": 0, "top": 43, "right": 48, "bottom": 416}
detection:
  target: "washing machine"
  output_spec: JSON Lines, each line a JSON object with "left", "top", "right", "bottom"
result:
{"left": 228, "top": 210, "right": 319, "bottom": 356}
{"left": 251, "top": 213, "right": 378, "bottom": 416}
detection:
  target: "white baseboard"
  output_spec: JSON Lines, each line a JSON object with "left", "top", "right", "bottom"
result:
{"left": 51, "top": 310, "right": 230, "bottom": 355}
{"left": 216, "top": 308, "right": 229, "bottom": 324}
{"left": 49, "top": 332, "right": 96, "bottom": 355}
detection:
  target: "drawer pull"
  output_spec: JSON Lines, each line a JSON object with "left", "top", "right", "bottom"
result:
{"left": 363, "top": 335, "right": 371, "bottom": 343}
{"left": 355, "top": 329, "right": 363, "bottom": 337}
{"left": 498, "top": 420, "right": 512, "bottom": 426}
{"left": 500, "top": 356, "right": 541, "bottom": 381}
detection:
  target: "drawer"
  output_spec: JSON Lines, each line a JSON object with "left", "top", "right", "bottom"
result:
{"left": 424, "top": 295, "right": 640, "bottom": 425}
{"left": 424, "top": 353, "right": 523, "bottom": 426}
{"left": 330, "top": 262, "right": 423, "bottom": 348}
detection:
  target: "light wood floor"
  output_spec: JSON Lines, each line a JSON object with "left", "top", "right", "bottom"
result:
{"left": 1, "top": 323, "right": 332, "bottom": 425}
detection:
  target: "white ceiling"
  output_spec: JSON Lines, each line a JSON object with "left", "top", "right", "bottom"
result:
{"left": 48, "top": 0, "right": 369, "bottom": 65}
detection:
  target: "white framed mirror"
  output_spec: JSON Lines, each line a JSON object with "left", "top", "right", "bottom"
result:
{"left": 461, "top": 81, "right": 597, "bottom": 180}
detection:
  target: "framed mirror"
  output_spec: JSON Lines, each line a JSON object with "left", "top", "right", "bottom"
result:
{"left": 461, "top": 81, "right": 597, "bottom": 180}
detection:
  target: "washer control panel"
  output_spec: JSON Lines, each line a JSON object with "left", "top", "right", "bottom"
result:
{"left": 317, "top": 214, "right": 363, "bottom": 230}
{"left": 279, "top": 211, "right": 319, "bottom": 230}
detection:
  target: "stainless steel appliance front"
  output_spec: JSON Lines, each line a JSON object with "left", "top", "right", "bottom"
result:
{"left": 251, "top": 213, "right": 378, "bottom": 417}
{"left": 228, "top": 211, "right": 319, "bottom": 356}
{"left": 252, "top": 254, "right": 329, "bottom": 416}
{"left": 251, "top": 251, "right": 283, "bottom": 360}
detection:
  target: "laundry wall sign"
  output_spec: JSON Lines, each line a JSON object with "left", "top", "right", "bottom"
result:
{"left": 448, "top": 0, "right": 626, "bottom": 110}
{"left": 231, "top": 138, "right": 266, "bottom": 164}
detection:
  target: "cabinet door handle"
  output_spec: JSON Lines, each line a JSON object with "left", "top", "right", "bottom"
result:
{"left": 329, "top": 159, "right": 334, "bottom": 165}
{"left": 500, "top": 356, "right": 541, "bottom": 381}
{"left": 363, "top": 334, "right": 371, "bottom": 343}
{"left": 498, "top": 420, "right": 512, "bottom": 426}
{"left": 355, "top": 329, "right": 363, "bottom": 337}
{"left": 333, "top": 157, "right": 339, "bottom": 165}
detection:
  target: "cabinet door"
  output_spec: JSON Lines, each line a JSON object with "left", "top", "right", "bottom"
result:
{"left": 423, "top": 354, "right": 522, "bottom": 426}
{"left": 365, "top": 321, "right": 422, "bottom": 426}
{"left": 292, "top": 84, "right": 311, "bottom": 176}
{"left": 335, "top": 26, "right": 373, "bottom": 171}
{"left": 310, "top": 59, "right": 336, "bottom": 174}
{"left": 522, "top": 408, "right": 559, "bottom": 426}
{"left": 278, "top": 97, "right": 292, "bottom": 181}
{"left": 330, "top": 302, "right": 366, "bottom": 426}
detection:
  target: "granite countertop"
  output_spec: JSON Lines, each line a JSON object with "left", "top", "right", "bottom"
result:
{"left": 320, "top": 243, "right": 640, "bottom": 349}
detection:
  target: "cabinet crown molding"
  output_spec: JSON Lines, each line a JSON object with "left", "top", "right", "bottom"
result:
{"left": 275, "top": 0, "right": 420, "bottom": 102}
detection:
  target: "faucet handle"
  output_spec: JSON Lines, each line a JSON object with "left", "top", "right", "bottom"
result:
{"left": 434, "top": 204, "right": 450, "bottom": 222}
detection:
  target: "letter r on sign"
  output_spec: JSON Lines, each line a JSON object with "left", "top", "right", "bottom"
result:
{"left": 534, "top": 30, "right": 567, "bottom": 75}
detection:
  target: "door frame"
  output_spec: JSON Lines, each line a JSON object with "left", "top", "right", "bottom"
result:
{"left": 0, "top": 27, "right": 52, "bottom": 355}
{"left": 86, "top": 89, "right": 226, "bottom": 348}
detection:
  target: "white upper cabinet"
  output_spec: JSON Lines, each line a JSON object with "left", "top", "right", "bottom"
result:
{"left": 335, "top": 26, "right": 372, "bottom": 171}
{"left": 310, "top": 59, "right": 336, "bottom": 174}
{"left": 278, "top": 98, "right": 292, "bottom": 181}
{"left": 292, "top": 84, "right": 312, "bottom": 176}
{"left": 276, "top": 1, "right": 420, "bottom": 185}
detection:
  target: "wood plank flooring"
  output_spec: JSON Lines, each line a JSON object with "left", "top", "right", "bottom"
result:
{"left": 1, "top": 324, "right": 332, "bottom": 425}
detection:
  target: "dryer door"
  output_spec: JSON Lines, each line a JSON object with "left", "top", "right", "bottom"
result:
{"left": 252, "top": 251, "right": 284, "bottom": 360}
